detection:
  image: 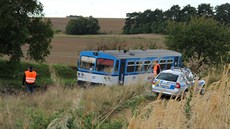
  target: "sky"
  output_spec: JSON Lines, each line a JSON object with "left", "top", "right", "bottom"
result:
{"left": 39, "top": 0, "right": 229, "bottom": 18}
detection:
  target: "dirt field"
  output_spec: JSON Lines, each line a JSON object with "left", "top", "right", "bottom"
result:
{"left": 1, "top": 18, "right": 165, "bottom": 65}
{"left": 46, "top": 34, "right": 165, "bottom": 65}
{"left": 50, "top": 18, "right": 125, "bottom": 34}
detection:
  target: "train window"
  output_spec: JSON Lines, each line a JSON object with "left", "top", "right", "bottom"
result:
{"left": 96, "top": 58, "right": 114, "bottom": 73}
{"left": 144, "top": 60, "right": 151, "bottom": 64}
{"left": 80, "top": 56, "right": 96, "bottom": 70}
{"left": 159, "top": 59, "right": 166, "bottom": 70}
{"left": 160, "top": 60, "right": 166, "bottom": 63}
{"left": 127, "top": 61, "right": 135, "bottom": 73}
{"left": 135, "top": 61, "right": 143, "bottom": 72}
{"left": 167, "top": 59, "right": 173, "bottom": 63}
{"left": 144, "top": 60, "right": 151, "bottom": 71}
{"left": 166, "top": 59, "right": 173, "bottom": 69}
{"left": 136, "top": 61, "right": 143, "bottom": 65}
{"left": 128, "top": 62, "right": 135, "bottom": 65}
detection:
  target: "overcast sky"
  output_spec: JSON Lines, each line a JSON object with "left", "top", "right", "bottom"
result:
{"left": 39, "top": 0, "right": 229, "bottom": 18}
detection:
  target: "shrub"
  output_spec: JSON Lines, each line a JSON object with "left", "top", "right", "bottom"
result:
{"left": 66, "top": 16, "right": 100, "bottom": 35}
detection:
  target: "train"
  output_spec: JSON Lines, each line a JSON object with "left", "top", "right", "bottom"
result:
{"left": 77, "top": 49, "right": 182, "bottom": 85}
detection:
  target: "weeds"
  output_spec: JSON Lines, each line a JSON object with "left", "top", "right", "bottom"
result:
{"left": 1, "top": 59, "right": 229, "bottom": 129}
{"left": 127, "top": 64, "right": 230, "bottom": 129}
{"left": 0, "top": 80, "right": 148, "bottom": 129}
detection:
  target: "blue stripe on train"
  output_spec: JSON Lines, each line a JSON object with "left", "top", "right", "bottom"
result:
{"left": 78, "top": 69, "right": 119, "bottom": 76}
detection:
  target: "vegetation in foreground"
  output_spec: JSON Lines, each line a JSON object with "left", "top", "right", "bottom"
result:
{"left": 128, "top": 65, "right": 230, "bottom": 129}
{"left": 0, "top": 79, "right": 152, "bottom": 129}
{"left": 0, "top": 64, "right": 229, "bottom": 129}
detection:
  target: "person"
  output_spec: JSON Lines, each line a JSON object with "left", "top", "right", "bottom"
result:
{"left": 153, "top": 60, "right": 161, "bottom": 77}
{"left": 22, "top": 66, "right": 37, "bottom": 93}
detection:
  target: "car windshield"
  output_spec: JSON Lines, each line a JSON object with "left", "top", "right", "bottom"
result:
{"left": 156, "top": 72, "right": 179, "bottom": 82}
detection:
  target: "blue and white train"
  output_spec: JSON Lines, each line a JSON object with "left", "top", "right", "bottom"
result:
{"left": 77, "top": 49, "right": 182, "bottom": 85}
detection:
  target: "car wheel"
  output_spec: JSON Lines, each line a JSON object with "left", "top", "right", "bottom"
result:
{"left": 200, "top": 88, "right": 205, "bottom": 95}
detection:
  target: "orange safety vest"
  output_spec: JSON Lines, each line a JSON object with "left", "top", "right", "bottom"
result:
{"left": 25, "top": 70, "right": 37, "bottom": 84}
{"left": 154, "top": 64, "right": 161, "bottom": 75}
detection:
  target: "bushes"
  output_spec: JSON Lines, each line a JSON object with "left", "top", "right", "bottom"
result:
{"left": 165, "top": 16, "right": 230, "bottom": 69}
{"left": 53, "top": 64, "right": 76, "bottom": 79}
{"left": 66, "top": 16, "right": 100, "bottom": 35}
{"left": 52, "top": 64, "right": 76, "bottom": 86}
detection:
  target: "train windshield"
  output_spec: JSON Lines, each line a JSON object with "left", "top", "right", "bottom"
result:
{"left": 96, "top": 58, "right": 114, "bottom": 73}
{"left": 79, "top": 56, "right": 96, "bottom": 70}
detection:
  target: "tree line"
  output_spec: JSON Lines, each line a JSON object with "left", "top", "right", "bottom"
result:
{"left": 123, "top": 3, "right": 230, "bottom": 34}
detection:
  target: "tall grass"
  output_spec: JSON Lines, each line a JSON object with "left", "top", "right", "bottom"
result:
{"left": 0, "top": 80, "right": 149, "bottom": 128}
{"left": 0, "top": 86, "right": 82, "bottom": 129}
{"left": 1, "top": 60, "right": 228, "bottom": 129}
{"left": 128, "top": 64, "right": 230, "bottom": 129}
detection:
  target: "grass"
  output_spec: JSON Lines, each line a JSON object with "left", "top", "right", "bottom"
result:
{"left": 0, "top": 86, "right": 81, "bottom": 129}
{"left": 0, "top": 59, "right": 77, "bottom": 92}
{"left": 0, "top": 80, "right": 150, "bottom": 129}
{"left": 0, "top": 60, "right": 52, "bottom": 89}
{"left": 127, "top": 64, "right": 230, "bottom": 129}
{"left": 0, "top": 61, "right": 229, "bottom": 129}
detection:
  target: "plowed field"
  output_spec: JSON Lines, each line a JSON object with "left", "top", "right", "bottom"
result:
{"left": 22, "top": 18, "right": 165, "bottom": 65}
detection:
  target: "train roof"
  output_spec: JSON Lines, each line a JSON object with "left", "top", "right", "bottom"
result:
{"left": 101, "top": 49, "right": 182, "bottom": 59}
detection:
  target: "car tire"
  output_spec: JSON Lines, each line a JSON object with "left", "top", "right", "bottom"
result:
{"left": 200, "top": 88, "right": 205, "bottom": 95}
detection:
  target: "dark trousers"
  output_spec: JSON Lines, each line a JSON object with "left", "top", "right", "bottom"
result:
{"left": 26, "top": 83, "right": 34, "bottom": 93}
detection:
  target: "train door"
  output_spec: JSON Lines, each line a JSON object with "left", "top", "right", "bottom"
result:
{"left": 174, "top": 56, "right": 182, "bottom": 67}
{"left": 174, "top": 57, "right": 179, "bottom": 67}
{"left": 118, "top": 59, "right": 126, "bottom": 85}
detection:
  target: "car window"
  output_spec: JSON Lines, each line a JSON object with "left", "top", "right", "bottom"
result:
{"left": 156, "top": 73, "right": 179, "bottom": 82}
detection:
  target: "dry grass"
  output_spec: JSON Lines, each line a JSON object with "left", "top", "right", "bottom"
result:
{"left": 0, "top": 80, "right": 146, "bottom": 128}
{"left": 1, "top": 64, "right": 228, "bottom": 128}
{"left": 128, "top": 64, "right": 230, "bottom": 129}
{"left": 0, "top": 86, "right": 82, "bottom": 129}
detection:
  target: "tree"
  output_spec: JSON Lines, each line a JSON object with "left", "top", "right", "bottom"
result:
{"left": 215, "top": 3, "right": 230, "bottom": 25}
{"left": 197, "top": 4, "right": 214, "bottom": 17}
{"left": 123, "top": 12, "right": 141, "bottom": 34}
{"left": 151, "top": 9, "right": 166, "bottom": 34}
{"left": 0, "top": 0, "right": 53, "bottom": 63}
{"left": 180, "top": 5, "right": 197, "bottom": 22}
{"left": 164, "top": 5, "right": 181, "bottom": 22}
{"left": 65, "top": 16, "right": 100, "bottom": 35}
{"left": 165, "top": 16, "right": 230, "bottom": 68}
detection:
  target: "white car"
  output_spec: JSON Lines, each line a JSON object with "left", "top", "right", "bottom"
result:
{"left": 152, "top": 68, "right": 205, "bottom": 96}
